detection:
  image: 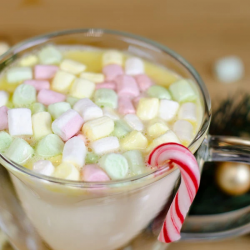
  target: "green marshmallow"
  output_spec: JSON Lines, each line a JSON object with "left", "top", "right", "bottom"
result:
{"left": 13, "top": 84, "right": 36, "bottom": 107}
{"left": 123, "top": 150, "right": 146, "bottom": 175}
{"left": 85, "top": 152, "right": 99, "bottom": 164}
{"left": 48, "top": 102, "right": 71, "bottom": 119}
{"left": 66, "top": 96, "right": 79, "bottom": 106}
{"left": 147, "top": 85, "right": 171, "bottom": 99}
{"left": 94, "top": 89, "right": 118, "bottom": 108}
{"left": 99, "top": 153, "right": 129, "bottom": 180}
{"left": 5, "top": 138, "right": 34, "bottom": 164}
{"left": 0, "top": 132, "right": 12, "bottom": 152}
{"left": 169, "top": 79, "right": 197, "bottom": 102}
{"left": 36, "top": 134, "right": 64, "bottom": 158}
{"left": 31, "top": 103, "right": 46, "bottom": 114}
{"left": 113, "top": 120, "right": 131, "bottom": 138}
{"left": 38, "top": 45, "right": 62, "bottom": 65}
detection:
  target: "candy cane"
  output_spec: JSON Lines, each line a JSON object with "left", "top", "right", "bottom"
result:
{"left": 148, "top": 143, "right": 200, "bottom": 243}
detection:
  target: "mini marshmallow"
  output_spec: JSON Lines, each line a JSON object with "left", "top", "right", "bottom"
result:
{"left": 118, "top": 96, "right": 135, "bottom": 115}
{"left": 136, "top": 98, "right": 159, "bottom": 121}
{"left": 102, "top": 50, "right": 123, "bottom": 66}
{"left": 147, "top": 119, "right": 169, "bottom": 138}
{"left": 8, "top": 108, "right": 33, "bottom": 136}
{"left": 37, "top": 89, "right": 66, "bottom": 106}
{"left": 95, "top": 82, "right": 116, "bottom": 90}
{"left": 102, "top": 64, "right": 124, "bottom": 81}
{"left": 158, "top": 99, "right": 180, "bottom": 122}
{"left": 81, "top": 164, "right": 110, "bottom": 182}
{"left": 73, "top": 98, "right": 103, "bottom": 122}
{"left": 120, "top": 131, "right": 148, "bottom": 151}
{"left": 31, "top": 103, "right": 46, "bottom": 114}
{"left": 7, "top": 67, "right": 32, "bottom": 84}
{"left": 34, "top": 65, "right": 59, "bottom": 79}
{"left": 134, "top": 74, "right": 154, "bottom": 92}
{"left": 52, "top": 70, "right": 76, "bottom": 93}
{"left": 123, "top": 150, "right": 146, "bottom": 175}
{"left": 91, "top": 136, "right": 120, "bottom": 155}
{"left": 173, "top": 120, "right": 193, "bottom": 145}
{"left": 32, "top": 112, "right": 52, "bottom": 140}
{"left": 125, "top": 57, "right": 144, "bottom": 75}
{"left": 86, "top": 152, "right": 99, "bottom": 164}
{"left": 33, "top": 160, "right": 55, "bottom": 176}
{"left": 60, "top": 59, "right": 86, "bottom": 75}
{"left": 52, "top": 109, "right": 84, "bottom": 141}
{"left": 94, "top": 89, "right": 118, "bottom": 109}
{"left": 0, "top": 106, "right": 8, "bottom": 130}
{"left": 214, "top": 56, "right": 244, "bottom": 83}
{"left": 133, "top": 93, "right": 148, "bottom": 108}
{"left": 62, "top": 137, "right": 87, "bottom": 169}
{"left": 36, "top": 134, "right": 64, "bottom": 157}
{"left": 0, "top": 131, "right": 12, "bottom": 152}
{"left": 0, "top": 42, "right": 10, "bottom": 55}
{"left": 115, "top": 75, "right": 140, "bottom": 97}
{"left": 0, "top": 91, "right": 9, "bottom": 107}
{"left": 147, "top": 85, "right": 171, "bottom": 99}
{"left": 76, "top": 133, "right": 87, "bottom": 144}
{"left": 83, "top": 116, "right": 114, "bottom": 141}
{"left": 54, "top": 162, "right": 80, "bottom": 181}
{"left": 113, "top": 120, "right": 132, "bottom": 138}
{"left": 169, "top": 79, "right": 197, "bottom": 102}
{"left": 38, "top": 45, "right": 62, "bottom": 65}
{"left": 12, "top": 84, "right": 36, "bottom": 106}
{"left": 178, "top": 102, "right": 197, "bottom": 123}
{"left": 66, "top": 96, "right": 79, "bottom": 106}
{"left": 80, "top": 72, "right": 104, "bottom": 83}
{"left": 124, "top": 114, "right": 144, "bottom": 131}
{"left": 19, "top": 55, "right": 38, "bottom": 67}
{"left": 48, "top": 102, "right": 71, "bottom": 120}
{"left": 103, "top": 108, "right": 120, "bottom": 120}
{"left": 23, "top": 80, "right": 50, "bottom": 91}
{"left": 70, "top": 78, "right": 95, "bottom": 99}
{"left": 5, "top": 138, "right": 34, "bottom": 164}
{"left": 99, "top": 153, "right": 128, "bottom": 180}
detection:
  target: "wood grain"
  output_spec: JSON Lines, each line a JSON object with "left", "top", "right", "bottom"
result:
{"left": 0, "top": 0, "right": 249, "bottom": 249}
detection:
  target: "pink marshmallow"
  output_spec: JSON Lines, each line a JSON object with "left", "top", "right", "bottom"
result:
{"left": 0, "top": 106, "right": 8, "bottom": 130}
{"left": 102, "top": 64, "right": 124, "bottom": 81}
{"left": 37, "top": 89, "right": 66, "bottom": 106}
{"left": 81, "top": 164, "right": 110, "bottom": 182}
{"left": 115, "top": 75, "right": 140, "bottom": 97}
{"left": 133, "top": 93, "right": 148, "bottom": 107}
{"left": 95, "top": 82, "right": 116, "bottom": 90}
{"left": 23, "top": 80, "right": 50, "bottom": 91}
{"left": 134, "top": 74, "right": 154, "bottom": 92}
{"left": 118, "top": 96, "right": 135, "bottom": 115}
{"left": 34, "top": 65, "right": 59, "bottom": 79}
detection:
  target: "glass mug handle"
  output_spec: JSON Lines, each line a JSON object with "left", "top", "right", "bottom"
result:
{"left": 181, "top": 134, "right": 250, "bottom": 241}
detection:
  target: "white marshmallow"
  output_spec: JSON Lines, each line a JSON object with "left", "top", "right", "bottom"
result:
{"left": 178, "top": 102, "right": 197, "bottom": 122}
{"left": 214, "top": 56, "right": 244, "bottom": 83}
{"left": 103, "top": 108, "right": 120, "bottom": 120}
{"left": 124, "top": 114, "right": 144, "bottom": 131}
{"left": 6, "top": 67, "right": 32, "bottom": 84}
{"left": 8, "top": 108, "right": 33, "bottom": 136}
{"left": 158, "top": 99, "right": 179, "bottom": 121}
{"left": 33, "top": 160, "right": 55, "bottom": 176}
{"left": 60, "top": 59, "right": 86, "bottom": 75}
{"left": 0, "top": 91, "right": 9, "bottom": 107}
{"left": 102, "top": 50, "right": 123, "bottom": 66}
{"left": 73, "top": 98, "right": 103, "bottom": 122}
{"left": 91, "top": 136, "right": 120, "bottom": 155}
{"left": 173, "top": 120, "right": 193, "bottom": 144}
{"left": 52, "top": 70, "right": 76, "bottom": 93}
{"left": 62, "top": 137, "right": 87, "bottom": 169}
{"left": 125, "top": 57, "right": 144, "bottom": 75}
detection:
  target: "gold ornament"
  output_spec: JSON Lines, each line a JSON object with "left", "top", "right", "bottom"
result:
{"left": 216, "top": 162, "right": 250, "bottom": 196}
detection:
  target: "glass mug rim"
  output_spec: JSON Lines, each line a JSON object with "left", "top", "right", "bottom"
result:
{"left": 0, "top": 28, "right": 212, "bottom": 187}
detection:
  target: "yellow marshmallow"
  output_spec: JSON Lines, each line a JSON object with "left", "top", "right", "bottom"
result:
{"left": 70, "top": 78, "right": 95, "bottom": 98}
{"left": 54, "top": 162, "right": 79, "bottom": 181}
{"left": 52, "top": 70, "right": 76, "bottom": 93}
{"left": 120, "top": 131, "right": 148, "bottom": 151}
{"left": 82, "top": 116, "right": 114, "bottom": 141}
{"left": 32, "top": 112, "right": 52, "bottom": 140}
{"left": 80, "top": 72, "right": 104, "bottom": 83}
{"left": 60, "top": 59, "right": 86, "bottom": 75}
{"left": 19, "top": 55, "right": 38, "bottom": 67}
{"left": 136, "top": 98, "right": 159, "bottom": 121}
{"left": 147, "top": 119, "right": 169, "bottom": 138}
{"left": 102, "top": 50, "right": 123, "bottom": 66}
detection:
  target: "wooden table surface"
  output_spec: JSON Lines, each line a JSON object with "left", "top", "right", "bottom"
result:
{"left": 0, "top": 0, "right": 250, "bottom": 249}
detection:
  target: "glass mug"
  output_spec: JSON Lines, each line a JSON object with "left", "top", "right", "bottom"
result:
{"left": 0, "top": 29, "right": 250, "bottom": 250}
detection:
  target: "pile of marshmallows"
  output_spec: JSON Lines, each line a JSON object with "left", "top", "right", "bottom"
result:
{"left": 0, "top": 46, "right": 198, "bottom": 182}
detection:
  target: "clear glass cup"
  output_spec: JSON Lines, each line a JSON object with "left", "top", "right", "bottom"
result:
{"left": 0, "top": 29, "right": 249, "bottom": 250}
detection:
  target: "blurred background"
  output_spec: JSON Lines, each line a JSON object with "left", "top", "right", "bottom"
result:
{"left": 0, "top": 0, "right": 250, "bottom": 249}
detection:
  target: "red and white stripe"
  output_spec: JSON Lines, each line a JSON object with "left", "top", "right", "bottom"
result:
{"left": 148, "top": 143, "right": 200, "bottom": 243}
